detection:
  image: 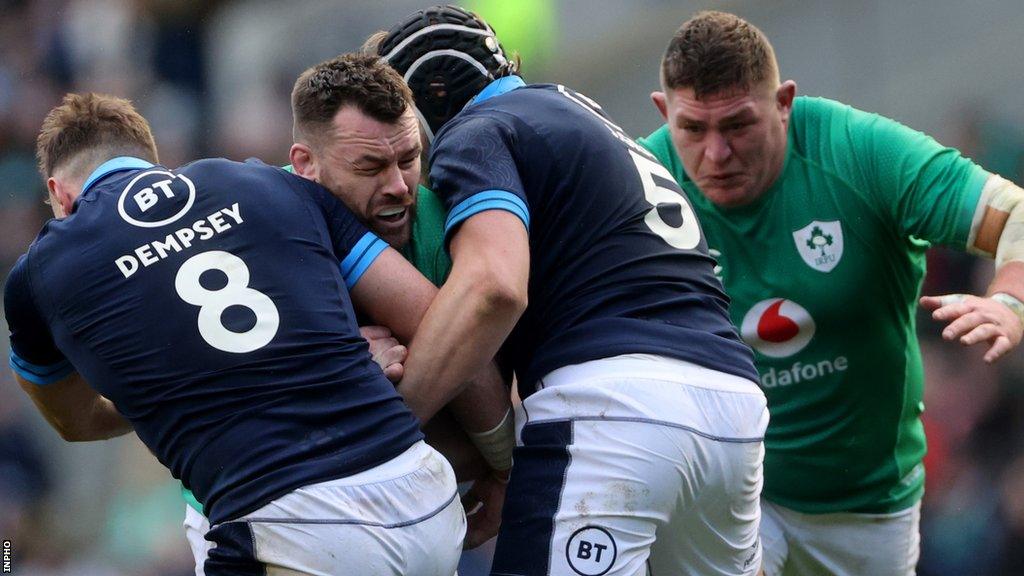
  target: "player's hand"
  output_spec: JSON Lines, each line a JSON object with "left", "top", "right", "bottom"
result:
{"left": 359, "top": 325, "right": 407, "bottom": 382}
{"left": 461, "top": 468, "right": 509, "bottom": 549}
{"left": 920, "top": 293, "right": 1024, "bottom": 363}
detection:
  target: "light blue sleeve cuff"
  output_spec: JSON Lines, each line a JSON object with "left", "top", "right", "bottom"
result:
{"left": 444, "top": 190, "right": 530, "bottom": 239}
{"left": 340, "top": 232, "right": 389, "bottom": 289}
{"left": 10, "top": 350, "right": 74, "bottom": 386}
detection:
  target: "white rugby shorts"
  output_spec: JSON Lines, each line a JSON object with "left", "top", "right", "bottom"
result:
{"left": 490, "top": 354, "right": 769, "bottom": 576}
{"left": 184, "top": 503, "right": 212, "bottom": 576}
{"left": 760, "top": 498, "right": 921, "bottom": 576}
{"left": 196, "top": 440, "right": 465, "bottom": 576}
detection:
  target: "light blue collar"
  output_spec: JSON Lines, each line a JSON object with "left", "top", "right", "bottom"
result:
{"left": 468, "top": 75, "right": 526, "bottom": 107}
{"left": 82, "top": 156, "right": 155, "bottom": 195}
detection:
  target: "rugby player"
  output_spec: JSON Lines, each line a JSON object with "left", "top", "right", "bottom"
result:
{"left": 6, "top": 92, "right": 479, "bottom": 575}
{"left": 153, "top": 55, "right": 508, "bottom": 571}
{"left": 373, "top": 6, "right": 770, "bottom": 575}
{"left": 639, "top": 11, "right": 1024, "bottom": 575}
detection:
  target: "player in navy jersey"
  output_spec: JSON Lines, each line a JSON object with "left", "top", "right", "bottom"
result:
{"left": 5, "top": 92, "right": 470, "bottom": 575}
{"left": 176, "top": 55, "right": 512, "bottom": 572}
{"left": 375, "top": 6, "right": 770, "bottom": 575}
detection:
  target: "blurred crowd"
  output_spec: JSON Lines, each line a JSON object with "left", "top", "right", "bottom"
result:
{"left": 1, "top": 1, "right": 1023, "bottom": 575}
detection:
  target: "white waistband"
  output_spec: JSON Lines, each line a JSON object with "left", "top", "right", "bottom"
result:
{"left": 521, "top": 354, "right": 768, "bottom": 441}
{"left": 540, "top": 354, "right": 760, "bottom": 394}
{"left": 326, "top": 440, "right": 435, "bottom": 486}
{"left": 235, "top": 441, "right": 457, "bottom": 526}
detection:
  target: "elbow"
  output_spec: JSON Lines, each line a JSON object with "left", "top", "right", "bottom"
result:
{"left": 59, "top": 427, "right": 124, "bottom": 442}
{"left": 53, "top": 415, "right": 126, "bottom": 442}
{"left": 475, "top": 273, "right": 528, "bottom": 320}
{"left": 55, "top": 423, "right": 94, "bottom": 442}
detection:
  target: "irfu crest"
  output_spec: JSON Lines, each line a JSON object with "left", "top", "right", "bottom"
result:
{"left": 792, "top": 220, "right": 843, "bottom": 272}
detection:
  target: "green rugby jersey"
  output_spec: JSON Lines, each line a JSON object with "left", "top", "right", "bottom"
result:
{"left": 183, "top": 180, "right": 450, "bottom": 514}
{"left": 639, "top": 96, "right": 989, "bottom": 514}
{"left": 401, "top": 185, "right": 452, "bottom": 286}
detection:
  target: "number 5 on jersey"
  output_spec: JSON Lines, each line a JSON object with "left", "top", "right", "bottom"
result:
{"left": 630, "top": 150, "right": 701, "bottom": 250}
{"left": 175, "top": 250, "right": 280, "bottom": 353}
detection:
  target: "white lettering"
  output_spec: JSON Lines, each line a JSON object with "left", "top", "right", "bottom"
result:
{"left": 175, "top": 227, "right": 196, "bottom": 248}
{"left": 113, "top": 205, "right": 244, "bottom": 280}
{"left": 777, "top": 369, "right": 792, "bottom": 387}
{"left": 759, "top": 356, "right": 849, "bottom": 389}
{"left": 800, "top": 363, "right": 817, "bottom": 381}
{"left": 152, "top": 178, "right": 175, "bottom": 199}
{"left": 222, "top": 203, "right": 243, "bottom": 225}
{"left": 208, "top": 212, "right": 229, "bottom": 233}
{"left": 116, "top": 255, "right": 139, "bottom": 278}
{"left": 816, "top": 358, "right": 835, "bottom": 375}
{"left": 135, "top": 244, "right": 158, "bottom": 267}
{"left": 193, "top": 219, "right": 214, "bottom": 240}
{"left": 134, "top": 188, "right": 159, "bottom": 212}
{"left": 788, "top": 362, "right": 803, "bottom": 384}
{"left": 152, "top": 234, "right": 183, "bottom": 259}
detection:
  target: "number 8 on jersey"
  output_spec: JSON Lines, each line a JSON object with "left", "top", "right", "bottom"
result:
{"left": 174, "top": 250, "right": 280, "bottom": 353}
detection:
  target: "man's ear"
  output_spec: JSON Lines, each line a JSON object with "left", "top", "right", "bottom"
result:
{"left": 289, "top": 142, "right": 318, "bottom": 181}
{"left": 47, "top": 176, "right": 73, "bottom": 218}
{"left": 776, "top": 80, "right": 797, "bottom": 117}
{"left": 651, "top": 91, "right": 669, "bottom": 120}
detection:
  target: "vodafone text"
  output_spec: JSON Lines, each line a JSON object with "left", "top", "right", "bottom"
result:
{"left": 760, "top": 356, "right": 848, "bottom": 388}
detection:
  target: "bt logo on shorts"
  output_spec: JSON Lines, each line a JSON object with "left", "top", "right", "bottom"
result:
{"left": 566, "top": 526, "right": 617, "bottom": 576}
{"left": 118, "top": 170, "right": 196, "bottom": 228}
{"left": 740, "top": 298, "right": 815, "bottom": 358}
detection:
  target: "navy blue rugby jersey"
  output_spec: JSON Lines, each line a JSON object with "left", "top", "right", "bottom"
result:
{"left": 5, "top": 157, "right": 422, "bottom": 523}
{"left": 429, "top": 77, "right": 758, "bottom": 395}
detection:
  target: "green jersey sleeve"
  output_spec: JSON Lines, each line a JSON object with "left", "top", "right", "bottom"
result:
{"left": 800, "top": 97, "right": 989, "bottom": 249}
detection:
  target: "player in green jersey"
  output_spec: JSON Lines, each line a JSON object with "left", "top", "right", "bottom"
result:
{"left": 638, "top": 11, "right": 1024, "bottom": 576}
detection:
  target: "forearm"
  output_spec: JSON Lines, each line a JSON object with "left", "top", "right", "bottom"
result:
{"left": 84, "top": 396, "right": 134, "bottom": 441}
{"left": 986, "top": 261, "right": 1024, "bottom": 300}
{"left": 398, "top": 269, "right": 523, "bottom": 423}
{"left": 446, "top": 362, "right": 511, "bottom": 432}
{"left": 422, "top": 408, "right": 490, "bottom": 481}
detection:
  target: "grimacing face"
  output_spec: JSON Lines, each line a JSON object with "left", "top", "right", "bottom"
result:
{"left": 653, "top": 80, "right": 796, "bottom": 208}
{"left": 315, "top": 106, "right": 422, "bottom": 248}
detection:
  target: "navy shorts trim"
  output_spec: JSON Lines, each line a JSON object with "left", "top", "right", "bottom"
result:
{"left": 490, "top": 420, "right": 573, "bottom": 576}
{"left": 204, "top": 521, "right": 264, "bottom": 576}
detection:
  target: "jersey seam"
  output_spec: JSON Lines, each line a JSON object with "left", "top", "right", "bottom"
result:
{"left": 271, "top": 167, "right": 335, "bottom": 253}
{"left": 243, "top": 490, "right": 458, "bottom": 528}
{"left": 476, "top": 106, "right": 561, "bottom": 207}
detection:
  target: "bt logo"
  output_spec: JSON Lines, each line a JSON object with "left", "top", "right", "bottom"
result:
{"left": 565, "top": 526, "right": 617, "bottom": 576}
{"left": 118, "top": 170, "right": 196, "bottom": 228}
{"left": 740, "top": 298, "right": 815, "bottom": 358}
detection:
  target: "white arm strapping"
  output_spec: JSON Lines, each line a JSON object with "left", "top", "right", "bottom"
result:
{"left": 966, "top": 174, "right": 1024, "bottom": 268}
{"left": 467, "top": 408, "right": 514, "bottom": 472}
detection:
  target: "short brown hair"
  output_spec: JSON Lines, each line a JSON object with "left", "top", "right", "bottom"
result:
{"left": 661, "top": 11, "right": 778, "bottom": 99}
{"left": 291, "top": 52, "right": 413, "bottom": 144}
{"left": 36, "top": 92, "right": 158, "bottom": 178}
